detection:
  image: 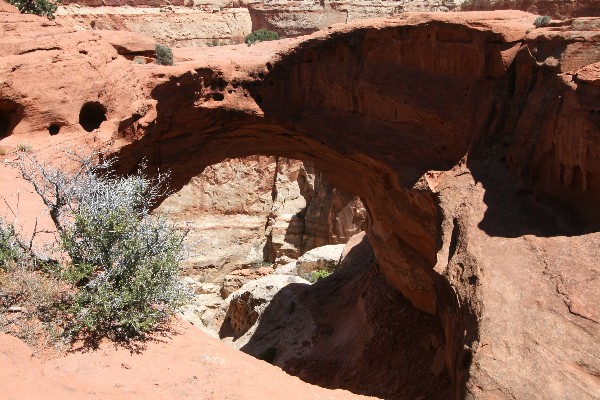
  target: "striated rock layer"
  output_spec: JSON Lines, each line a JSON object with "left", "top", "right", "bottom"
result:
{"left": 0, "top": 8, "right": 599, "bottom": 399}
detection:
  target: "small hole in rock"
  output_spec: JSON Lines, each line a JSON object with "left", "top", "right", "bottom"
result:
{"left": 467, "top": 275, "right": 478, "bottom": 285}
{"left": 48, "top": 123, "right": 60, "bottom": 136}
{"left": 79, "top": 101, "right": 107, "bottom": 132}
{"left": 213, "top": 93, "right": 225, "bottom": 101}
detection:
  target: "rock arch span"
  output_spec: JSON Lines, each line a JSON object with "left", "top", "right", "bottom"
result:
{"left": 109, "top": 12, "right": 600, "bottom": 397}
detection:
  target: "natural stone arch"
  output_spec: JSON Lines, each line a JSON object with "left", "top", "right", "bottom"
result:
{"left": 112, "top": 13, "right": 600, "bottom": 397}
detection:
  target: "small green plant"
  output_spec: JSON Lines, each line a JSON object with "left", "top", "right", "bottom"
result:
{"left": 0, "top": 147, "right": 7, "bottom": 156}
{"left": 155, "top": 44, "right": 174, "bottom": 66}
{"left": 133, "top": 56, "right": 146, "bottom": 65}
{"left": 7, "top": 0, "right": 60, "bottom": 19}
{"left": 306, "top": 269, "right": 331, "bottom": 283}
{"left": 245, "top": 29, "right": 279, "bottom": 45}
{"left": 17, "top": 143, "right": 31, "bottom": 153}
{"left": 534, "top": 16, "right": 551, "bottom": 27}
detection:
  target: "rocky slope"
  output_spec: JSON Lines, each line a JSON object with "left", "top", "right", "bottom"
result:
{"left": 0, "top": 6, "right": 599, "bottom": 400}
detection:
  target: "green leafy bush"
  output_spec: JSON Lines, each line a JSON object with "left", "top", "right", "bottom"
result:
{"left": 155, "top": 44, "right": 174, "bottom": 66}
{"left": 17, "top": 154, "right": 190, "bottom": 341}
{"left": 7, "top": 0, "right": 59, "bottom": 19}
{"left": 534, "top": 16, "right": 551, "bottom": 27}
{"left": 245, "top": 29, "right": 279, "bottom": 45}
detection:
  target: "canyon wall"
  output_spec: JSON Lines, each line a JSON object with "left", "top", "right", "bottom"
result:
{"left": 156, "top": 156, "right": 366, "bottom": 273}
{"left": 54, "top": 0, "right": 599, "bottom": 48}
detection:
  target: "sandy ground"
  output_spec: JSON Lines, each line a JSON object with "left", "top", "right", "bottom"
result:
{"left": 0, "top": 319, "right": 374, "bottom": 400}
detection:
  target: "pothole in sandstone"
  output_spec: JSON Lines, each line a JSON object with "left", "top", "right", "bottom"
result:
{"left": 158, "top": 155, "right": 452, "bottom": 399}
{"left": 78, "top": 101, "right": 107, "bottom": 132}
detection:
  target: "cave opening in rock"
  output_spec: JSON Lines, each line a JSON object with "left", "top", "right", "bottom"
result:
{"left": 48, "top": 123, "right": 60, "bottom": 136}
{"left": 78, "top": 101, "right": 107, "bottom": 132}
{"left": 0, "top": 100, "right": 24, "bottom": 138}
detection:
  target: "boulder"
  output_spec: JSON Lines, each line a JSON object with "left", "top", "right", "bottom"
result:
{"left": 219, "top": 274, "right": 309, "bottom": 347}
{"left": 296, "top": 244, "right": 345, "bottom": 275}
{"left": 220, "top": 267, "right": 274, "bottom": 299}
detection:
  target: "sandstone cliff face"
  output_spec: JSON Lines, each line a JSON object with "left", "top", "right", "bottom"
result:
{"left": 156, "top": 155, "right": 366, "bottom": 272}
{"left": 248, "top": 0, "right": 462, "bottom": 36}
{"left": 1, "top": 8, "right": 599, "bottom": 400}
{"left": 56, "top": 6, "right": 252, "bottom": 47}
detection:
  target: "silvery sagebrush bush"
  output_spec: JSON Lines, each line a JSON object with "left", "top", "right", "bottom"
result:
{"left": 16, "top": 153, "right": 190, "bottom": 340}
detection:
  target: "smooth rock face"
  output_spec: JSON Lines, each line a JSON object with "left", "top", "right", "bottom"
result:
{"left": 0, "top": 9, "right": 599, "bottom": 400}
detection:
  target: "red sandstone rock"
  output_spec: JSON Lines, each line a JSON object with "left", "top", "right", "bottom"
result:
{"left": 0, "top": 323, "right": 370, "bottom": 400}
{"left": 0, "top": 9, "right": 599, "bottom": 400}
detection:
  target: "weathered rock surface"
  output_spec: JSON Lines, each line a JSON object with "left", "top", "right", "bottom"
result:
{"left": 1, "top": 8, "right": 599, "bottom": 400}
{"left": 220, "top": 266, "right": 274, "bottom": 298}
{"left": 229, "top": 234, "right": 453, "bottom": 399}
{"left": 248, "top": 0, "right": 462, "bottom": 37}
{"left": 56, "top": 5, "right": 253, "bottom": 47}
{"left": 219, "top": 274, "right": 310, "bottom": 345}
{"left": 460, "top": 0, "right": 600, "bottom": 19}
{"left": 157, "top": 155, "right": 366, "bottom": 273}
{"left": 295, "top": 243, "right": 345, "bottom": 274}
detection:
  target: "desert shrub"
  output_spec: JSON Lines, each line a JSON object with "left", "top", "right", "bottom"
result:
{"left": 133, "top": 56, "right": 146, "bottom": 65}
{"left": 534, "top": 16, "right": 551, "bottom": 27}
{"left": 6, "top": 0, "right": 59, "bottom": 19}
{"left": 0, "top": 265, "right": 71, "bottom": 348}
{"left": 17, "top": 143, "right": 31, "bottom": 152}
{"left": 0, "top": 219, "right": 21, "bottom": 268}
{"left": 245, "top": 29, "right": 279, "bottom": 45}
{"left": 155, "top": 44, "right": 173, "bottom": 66}
{"left": 17, "top": 154, "right": 190, "bottom": 340}
{"left": 306, "top": 269, "right": 331, "bottom": 283}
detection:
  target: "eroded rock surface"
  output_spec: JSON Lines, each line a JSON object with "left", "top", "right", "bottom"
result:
{"left": 0, "top": 8, "right": 599, "bottom": 400}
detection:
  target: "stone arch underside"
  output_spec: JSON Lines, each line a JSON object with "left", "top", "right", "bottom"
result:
{"left": 110, "top": 13, "right": 600, "bottom": 398}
